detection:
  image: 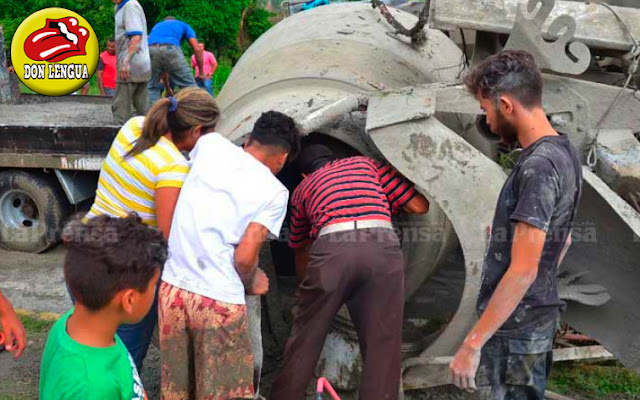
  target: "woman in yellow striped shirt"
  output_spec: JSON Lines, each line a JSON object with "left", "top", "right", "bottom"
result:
{"left": 87, "top": 88, "right": 219, "bottom": 239}
{"left": 85, "top": 87, "right": 219, "bottom": 371}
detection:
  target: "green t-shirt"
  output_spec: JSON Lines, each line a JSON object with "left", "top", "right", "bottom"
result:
{"left": 39, "top": 309, "right": 147, "bottom": 400}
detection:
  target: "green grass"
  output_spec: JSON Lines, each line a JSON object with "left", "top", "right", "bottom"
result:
{"left": 15, "top": 311, "right": 56, "bottom": 335}
{"left": 213, "top": 57, "right": 233, "bottom": 95}
{"left": 549, "top": 361, "right": 640, "bottom": 398}
{"left": 497, "top": 149, "right": 522, "bottom": 171}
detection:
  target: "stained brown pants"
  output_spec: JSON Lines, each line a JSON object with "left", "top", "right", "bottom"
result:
{"left": 270, "top": 228, "right": 405, "bottom": 400}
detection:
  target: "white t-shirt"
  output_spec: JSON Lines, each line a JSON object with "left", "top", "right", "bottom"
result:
{"left": 162, "top": 133, "right": 289, "bottom": 304}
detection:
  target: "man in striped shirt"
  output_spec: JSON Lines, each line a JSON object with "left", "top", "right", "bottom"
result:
{"left": 270, "top": 144, "right": 429, "bottom": 400}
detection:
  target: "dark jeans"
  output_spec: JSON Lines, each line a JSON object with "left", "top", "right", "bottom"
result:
{"left": 271, "top": 227, "right": 405, "bottom": 400}
{"left": 476, "top": 317, "right": 558, "bottom": 400}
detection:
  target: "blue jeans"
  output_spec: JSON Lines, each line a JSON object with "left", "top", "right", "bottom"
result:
{"left": 104, "top": 87, "right": 116, "bottom": 96}
{"left": 66, "top": 283, "right": 158, "bottom": 372}
{"left": 196, "top": 78, "right": 214, "bottom": 96}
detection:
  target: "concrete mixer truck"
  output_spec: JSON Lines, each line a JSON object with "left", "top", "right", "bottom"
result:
{"left": 213, "top": 0, "right": 640, "bottom": 394}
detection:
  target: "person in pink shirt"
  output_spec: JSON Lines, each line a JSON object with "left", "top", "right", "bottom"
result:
{"left": 191, "top": 42, "right": 218, "bottom": 96}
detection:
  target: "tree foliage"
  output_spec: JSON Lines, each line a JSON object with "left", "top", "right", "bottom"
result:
{"left": 1, "top": 0, "right": 273, "bottom": 62}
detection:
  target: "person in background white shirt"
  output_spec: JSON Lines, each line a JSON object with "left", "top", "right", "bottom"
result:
{"left": 158, "top": 111, "right": 300, "bottom": 400}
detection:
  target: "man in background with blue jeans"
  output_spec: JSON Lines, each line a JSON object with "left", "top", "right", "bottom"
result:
{"left": 192, "top": 41, "right": 217, "bottom": 96}
{"left": 147, "top": 17, "right": 205, "bottom": 104}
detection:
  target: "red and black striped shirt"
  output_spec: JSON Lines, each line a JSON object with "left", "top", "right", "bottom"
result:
{"left": 289, "top": 156, "right": 416, "bottom": 248}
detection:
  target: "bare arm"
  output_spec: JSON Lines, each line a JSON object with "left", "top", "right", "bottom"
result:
{"left": 210, "top": 55, "right": 218, "bottom": 77}
{"left": 119, "top": 35, "right": 141, "bottom": 80}
{"left": 155, "top": 187, "right": 181, "bottom": 240}
{"left": 0, "top": 290, "right": 26, "bottom": 358}
{"left": 97, "top": 70, "right": 105, "bottom": 95}
{"left": 188, "top": 38, "right": 205, "bottom": 80}
{"left": 161, "top": 72, "right": 173, "bottom": 97}
{"left": 403, "top": 193, "right": 430, "bottom": 214}
{"left": 450, "top": 222, "right": 546, "bottom": 390}
{"left": 235, "top": 222, "right": 270, "bottom": 295}
{"left": 295, "top": 242, "right": 313, "bottom": 283}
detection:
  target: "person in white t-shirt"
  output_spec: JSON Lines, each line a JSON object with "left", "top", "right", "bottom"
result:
{"left": 158, "top": 111, "right": 300, "bottom": 400}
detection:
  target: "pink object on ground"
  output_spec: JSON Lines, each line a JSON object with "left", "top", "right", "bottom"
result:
{"left": 316, "top": 377, "right": 341, "bottom": 400}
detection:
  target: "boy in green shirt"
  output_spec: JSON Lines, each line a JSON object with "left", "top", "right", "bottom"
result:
{"left": 40, "top": 214, "right": 167, "bottom": 400}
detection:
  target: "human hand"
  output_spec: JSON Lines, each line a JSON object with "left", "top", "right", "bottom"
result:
{"left": 100, "top": 89, "right": 106, "bottom": 96}
{"left": 449, "top": 343, "right": 481, "bottom": 392}
{"left": 119, "top": 61, "right": 131, "bottom": 80}
{"left": 247, "top": 268, "right": 269, "bottom": 295}
{"left": 0, "top": 307, "right": 26, "bottom": 359}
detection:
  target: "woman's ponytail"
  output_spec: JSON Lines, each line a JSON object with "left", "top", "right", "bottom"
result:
{"left": 127, "top": 88, "right": 220, "bottom": 157}
{"left": 126, "top": 98, "right": 172, "bottom": 157}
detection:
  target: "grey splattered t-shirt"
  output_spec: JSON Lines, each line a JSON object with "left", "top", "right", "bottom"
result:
{"left": 477, "top": 134, "right": 582, "bottom": 333}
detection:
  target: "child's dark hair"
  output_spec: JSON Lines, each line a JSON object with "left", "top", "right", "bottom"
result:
{"left": 248, "top": 111, "right": 301, "bottom": 161}
{"left": 127, "top": 87, "right": 220, "bottom": 157}
{"left": 63, "top": 214, "right": 168, "bottom": 311}
{"left": 463, "top": 50, "right": 543, "bottom": 109}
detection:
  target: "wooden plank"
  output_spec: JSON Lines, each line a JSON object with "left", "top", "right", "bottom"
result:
{"left": 553, "top": 345, "right": 614, "bottom": 362}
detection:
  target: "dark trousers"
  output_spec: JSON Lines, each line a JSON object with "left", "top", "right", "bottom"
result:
{"left": 476, "top": 317, "right": 558, "bottom": 400}
{"left": 271, "top": 228, "right": 405, "bottom": 400}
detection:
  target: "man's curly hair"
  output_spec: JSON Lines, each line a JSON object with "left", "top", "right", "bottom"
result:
{"left": 463, "top": 50, "right": 543, "bottom": 109}
{"left": 63, "top": 213, "right": 168, "bottom": 311}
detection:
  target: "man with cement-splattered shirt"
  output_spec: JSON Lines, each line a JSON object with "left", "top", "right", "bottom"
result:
{"left": 113, "top": 0, "right": 151, "bottom": 124}
{"left": 449, "top": 51, "right": 582, "bottom": 400}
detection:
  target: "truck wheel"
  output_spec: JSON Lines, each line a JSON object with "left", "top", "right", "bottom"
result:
{"left": 0, "top": 170, "right": 69, "bottom": 253}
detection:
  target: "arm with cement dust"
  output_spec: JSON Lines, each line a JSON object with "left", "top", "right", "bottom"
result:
{"left": 449, "top": 222, "right": 546, "bottom": 390}
{"left": 235, "top": 222, "right": 270, "bottom": 295}
{"left": 119, "top": 35, "right": 142, "bottom": 81}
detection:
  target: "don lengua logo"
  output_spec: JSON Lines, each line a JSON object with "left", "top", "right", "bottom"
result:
{"left": 25, "top": 17, "right": 89, "bottom": 62}
{"left": 11, "top": 8, "right": 98, "bottom": 96}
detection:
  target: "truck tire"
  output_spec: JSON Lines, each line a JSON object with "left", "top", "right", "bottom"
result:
{"left": 0, "top": 170, "right": 69, "bottom": 253}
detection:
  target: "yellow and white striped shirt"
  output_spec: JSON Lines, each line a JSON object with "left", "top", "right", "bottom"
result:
{"left": 87, "top": 117, "right": 189, "bottom": 226}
